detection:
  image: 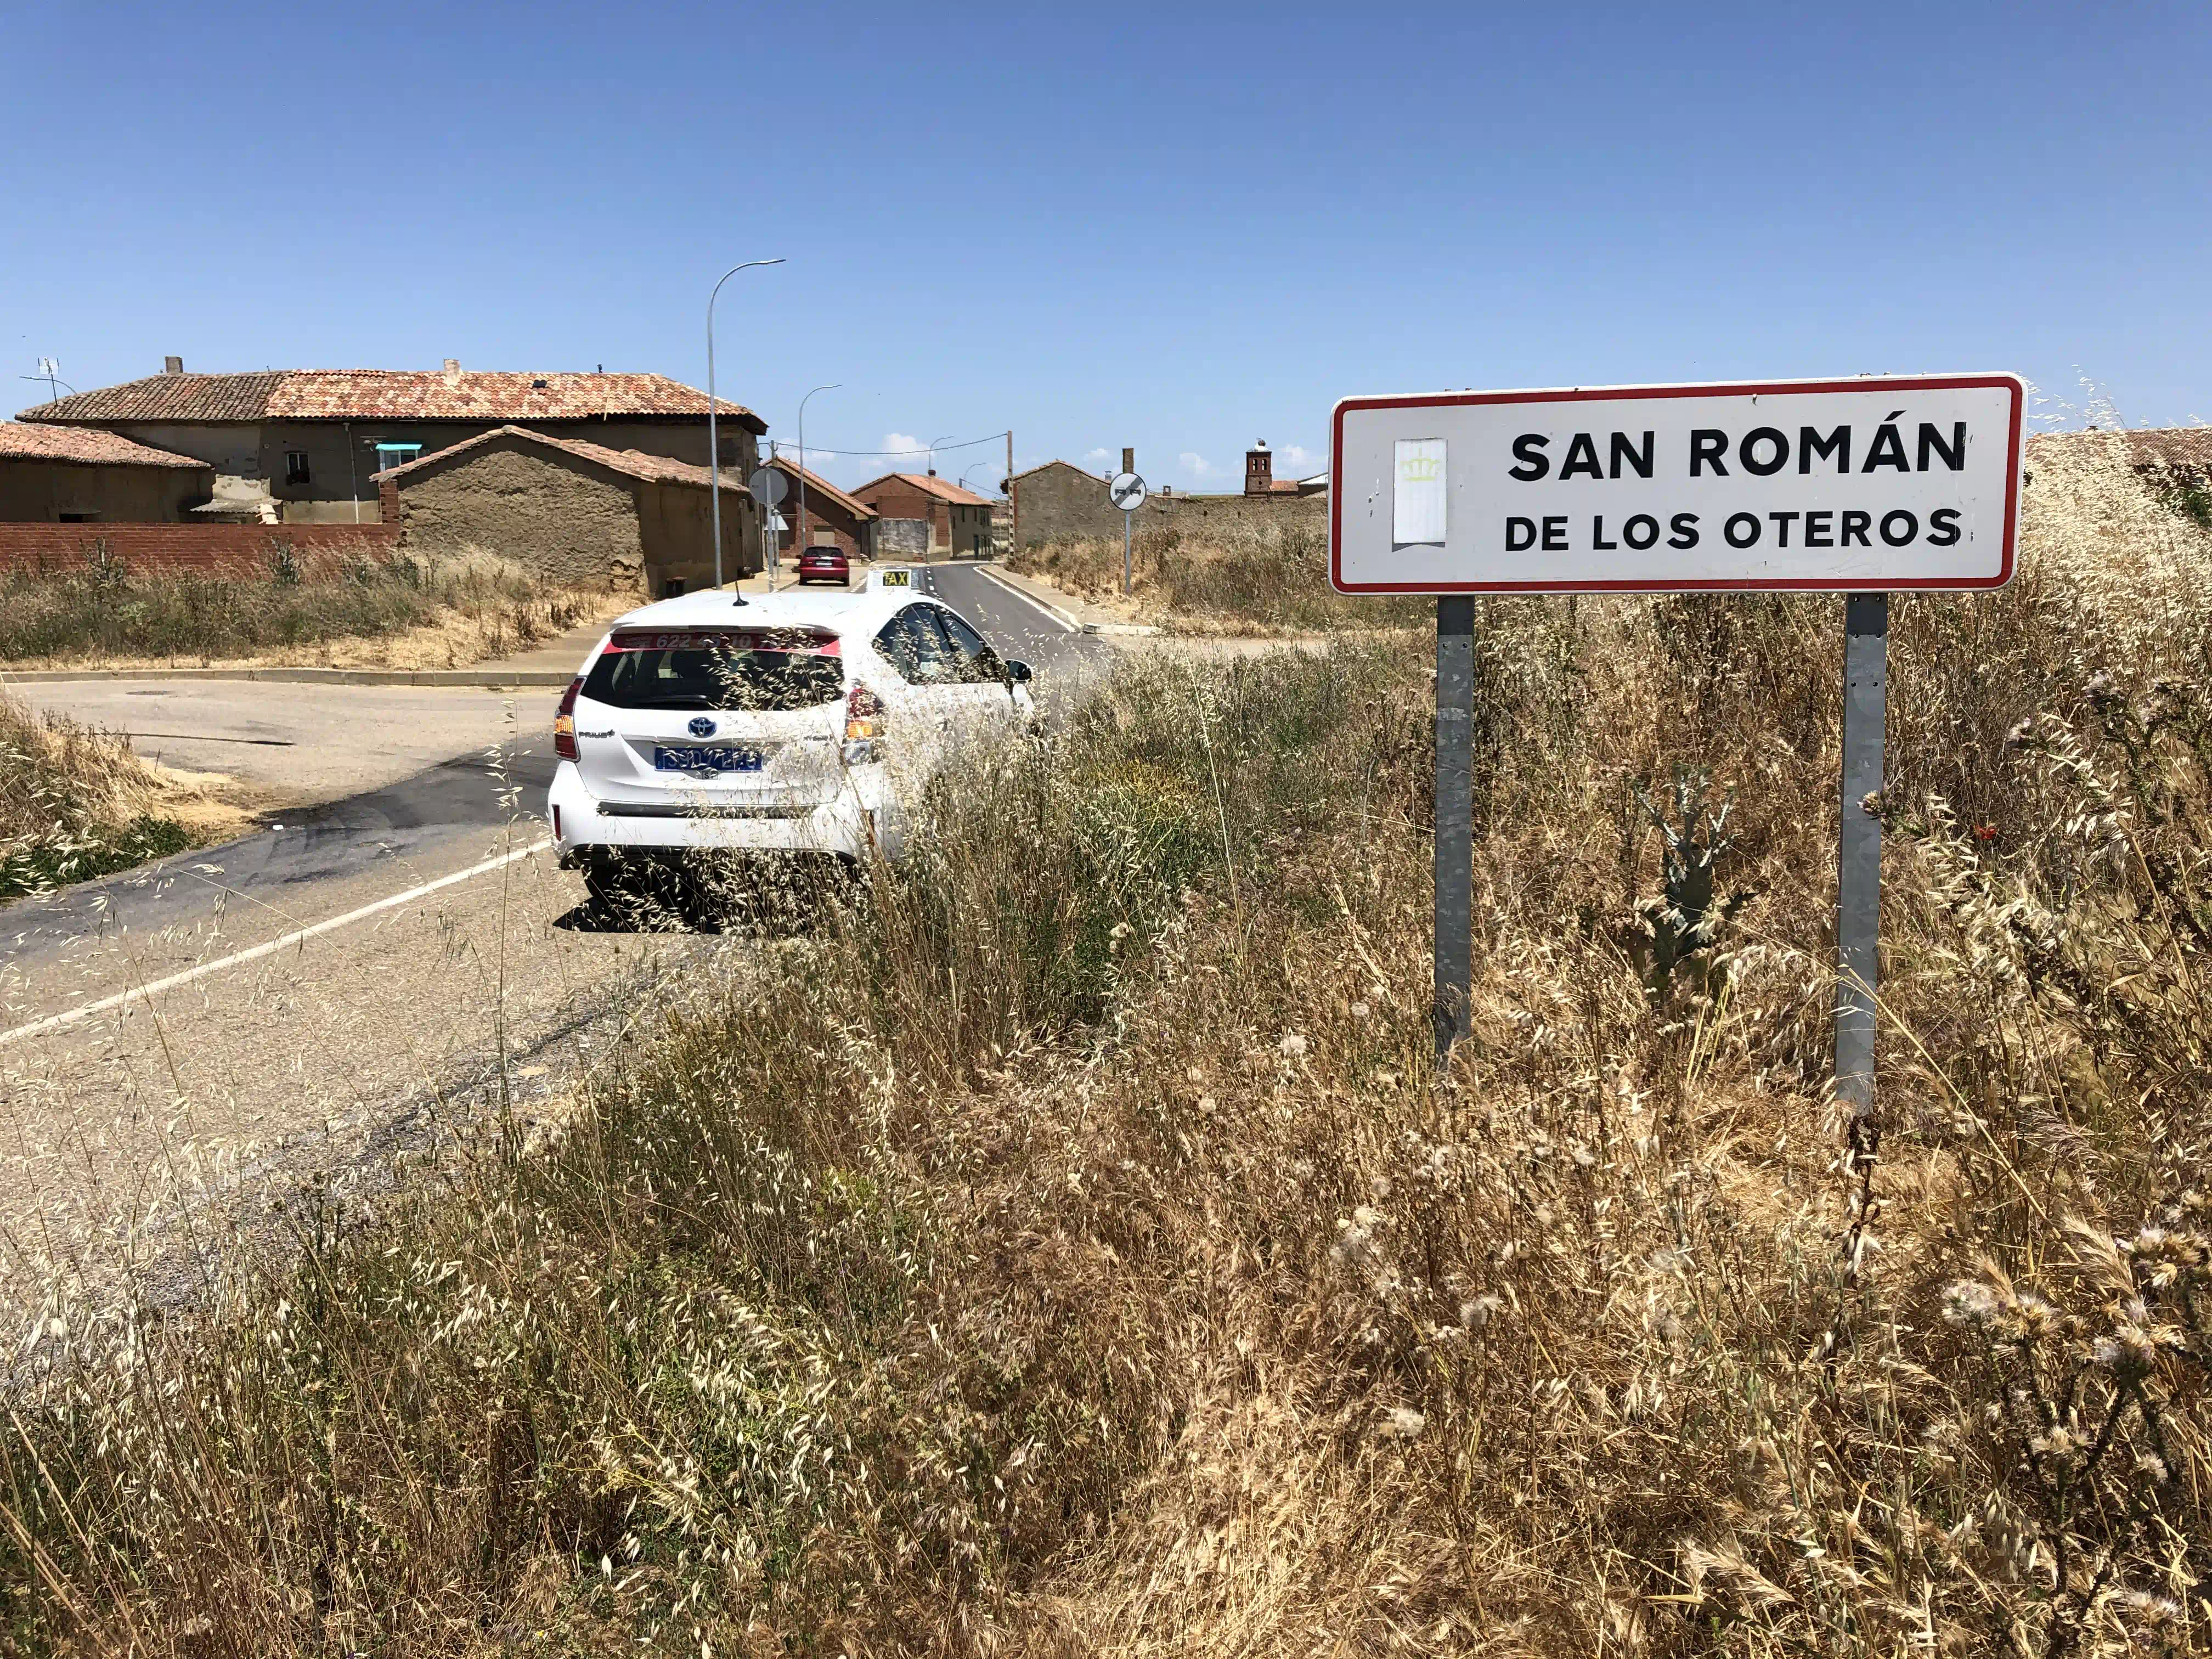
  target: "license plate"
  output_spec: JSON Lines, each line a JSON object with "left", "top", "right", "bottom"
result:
{"left": 653, "top": 744, "right": 763, "bottom": 774}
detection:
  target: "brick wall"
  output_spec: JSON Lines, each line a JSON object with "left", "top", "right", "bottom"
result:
{"left": 0, "top": 522, "right": 400, "bottom": 574}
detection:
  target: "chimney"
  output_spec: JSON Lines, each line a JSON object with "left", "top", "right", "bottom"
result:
{"left": 442, "top": 358, "right": 460, "bottom": 386}
{"left": 1245, "top": 442, "right": 1272, "bottom": 496}
{"left": 163, "top": 356, "right": 183, "bottom": 375}
{"left": 1121, "top": 446, "right": 1134, "bottom": 476}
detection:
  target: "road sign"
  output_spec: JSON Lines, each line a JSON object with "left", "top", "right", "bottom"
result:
{"left": 747, "top": 466, "right": 789, "bottom": 506}
{"left": 1107, "top": 472, "right": 1147, "bottom": 594}
{"left": 1330, "top": 374, "right": 2024, "bottom": 595}
{"left": 1338, "top": 373, "right": 2025, "bottom": 1143}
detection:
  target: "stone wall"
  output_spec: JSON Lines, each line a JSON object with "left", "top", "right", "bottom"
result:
{"left": 1148, "top": 489, "right": 1326, "bottom": 540}
{"left": 1013, "top": 458, "right": 1327, "bottom": 550}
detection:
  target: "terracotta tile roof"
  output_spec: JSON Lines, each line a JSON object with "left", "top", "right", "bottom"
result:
{"left": 2027, "top": 427, "right": 2212, "bottom": 473}
{"left": 853, "top": 471, "right": 993, "bottom": 506}
{"left": 18, "top": 372, "right": 287, "bottom": 425}
{"left": 0, "top": 422, "right": 210, "bottom": 468}
{"left": 2123, "top": 427, "right": 2212, "bottom": 470}
{"left": 20, "top": 370, "right": 765, "bottom": 432}
{"left": 374, "top": 425, "right": 751, "bottom": 494}
{"left": 768, "top": 454, "right": 876, "bottom": 520}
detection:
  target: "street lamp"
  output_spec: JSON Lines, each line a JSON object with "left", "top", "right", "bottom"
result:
{"left": 706, "top": 257, "right": 784, "bottom": 595}
{"left": 793, "top": 383, "right": 840, "bottom": 587}
{"left": 928, "top": 433, "right": 957, "bottom": 477}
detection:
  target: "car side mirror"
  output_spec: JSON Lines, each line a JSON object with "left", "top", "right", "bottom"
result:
{"left": 1004, "top": 659, "right": 1034, "bottom": 685}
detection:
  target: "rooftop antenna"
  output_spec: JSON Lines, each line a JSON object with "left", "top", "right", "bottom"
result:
{"left": 20, "top": 358, "right": 71, "bottom": 403}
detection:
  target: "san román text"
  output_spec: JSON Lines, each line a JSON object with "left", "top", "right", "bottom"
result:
{"left": 1501, "top": 417, "right": 1970, "bottom": 552}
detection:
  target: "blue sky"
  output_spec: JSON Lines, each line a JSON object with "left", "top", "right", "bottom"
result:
{"left": 3, "top": 1, "right": 2207, "bottom": 492}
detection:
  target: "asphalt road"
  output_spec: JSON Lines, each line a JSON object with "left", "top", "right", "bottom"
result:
{"left": 0, "top": 560, "right": 1104, "bottom": 1307}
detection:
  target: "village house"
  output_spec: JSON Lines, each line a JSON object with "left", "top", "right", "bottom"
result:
{"left": 767, "top": 454, "right": 877, "bottom": 562}
{"left": 0, "top": 422, "right": 213, "bottom": 522}
{"left": 849, "top": 472, "right": 995, "bottom": 558}
{"left": 18, "top": 358, "right": 765, "bottom": 526}
{"left": 374, "top": 425, "right": 759, "bottom": 599}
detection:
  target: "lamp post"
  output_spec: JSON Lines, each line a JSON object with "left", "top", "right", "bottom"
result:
{"left": 707, "top": 257, "right": 783, "bottom": 594}
{"left": 793, "top": 383, "right": 840, "bottom": 587}
{"left": 927, "top": 433, "right": 957, "bottom": 477}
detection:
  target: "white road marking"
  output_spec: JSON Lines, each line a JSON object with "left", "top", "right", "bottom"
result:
{"left": 972, "top": 565, "right": 1078, "bottom": 633}
{"left": 0, "top": 837, "right": 552, "bottom": 1049}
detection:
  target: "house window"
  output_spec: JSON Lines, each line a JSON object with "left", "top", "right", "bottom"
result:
{"left": 58, "top": 510, "right": 99, "bottom": 523}
{"left": 285, "top": 451, "right": 311, "bottom": 486}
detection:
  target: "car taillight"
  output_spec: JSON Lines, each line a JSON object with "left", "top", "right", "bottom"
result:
{"left": 554, "top": 676, "right": 581, "bottom": 760}
{"left": 845, "top": 682, "right": 885, "bottom": 741}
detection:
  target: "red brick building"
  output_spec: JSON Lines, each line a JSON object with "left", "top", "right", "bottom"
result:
{"left": 769, "top": 455, "right": 877, "bottom": 561}
{"left": 850, "top": 472, "right": 995, "bottom": 558}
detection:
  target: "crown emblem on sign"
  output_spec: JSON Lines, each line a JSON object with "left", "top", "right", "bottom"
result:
{"left": 1400, "top": 456, "right": 1443, "bottom": 482}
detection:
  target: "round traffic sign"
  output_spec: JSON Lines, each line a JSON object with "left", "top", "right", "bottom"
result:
{"left": 747, "top": 466, "right": 789, "bottom": 506}
{"left": 1108, "top": 471, "right": 1147, "bottom": 511}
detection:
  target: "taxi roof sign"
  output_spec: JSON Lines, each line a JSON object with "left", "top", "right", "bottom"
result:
{"left": 871, "top": 567, "right": 915, "bottom": 590}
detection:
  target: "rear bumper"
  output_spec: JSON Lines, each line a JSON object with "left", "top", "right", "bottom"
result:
{"left": 549, "top": 761, "right": 894, "bottom": 862}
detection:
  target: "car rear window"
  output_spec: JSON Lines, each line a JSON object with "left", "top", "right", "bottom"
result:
{"left": 583, "top": 628, "right": 843, "bottom": 712}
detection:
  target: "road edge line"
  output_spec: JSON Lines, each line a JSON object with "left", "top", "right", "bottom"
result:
{"left": 973, "top": 564, "right": 1080, "bottom": 634}
{"left": 0, "top": 836, "right": 552, "bottom": 1049}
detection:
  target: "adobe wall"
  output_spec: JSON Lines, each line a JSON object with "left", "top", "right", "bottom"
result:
{"left": 636, "top": 477, "right": 758, "bottom": 595}
{"left": 0, "top": 459, "right": 212, "bottom": 522}
{"left": 393, "top": 442, "right": 644, "bottom": 590}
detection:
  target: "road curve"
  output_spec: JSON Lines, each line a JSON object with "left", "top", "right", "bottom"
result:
{"left": 0, "top": 562, "right": 1105, "bottom": 1310}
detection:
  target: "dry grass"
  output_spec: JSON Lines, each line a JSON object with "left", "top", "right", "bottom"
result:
{"left": 1013, "top": 518, "right": 1434, "bottom": 634}
{"left": 7, "top": 432, "right": 2212, "bottom": 1654}
{"left": 0, "top": 689, "right": 240, "bottom": 897}
{"left": 0, "top": 543, "right": 618, "bottom": 671}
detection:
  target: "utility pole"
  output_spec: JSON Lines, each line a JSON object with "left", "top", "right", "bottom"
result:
{"left": 1007, "top": 430, "right": 1016, "bottom": 558}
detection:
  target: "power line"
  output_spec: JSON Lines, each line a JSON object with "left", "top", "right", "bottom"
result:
{"left": 792, "top": 430, "right": 1010, "bottom": 458}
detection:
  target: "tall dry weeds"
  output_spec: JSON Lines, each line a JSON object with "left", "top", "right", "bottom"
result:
{"left": 7, "top": 433, "right": 2212, "bottom": 1654}
{"left": 0, "top": 543, "right": 599, "bottom": 668}
{"left": 0, "top": 689, "right": 199, "bottom": 897}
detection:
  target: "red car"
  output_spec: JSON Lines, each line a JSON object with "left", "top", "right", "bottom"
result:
{"left": 795, "top": 548, "right": 850, "bottom": 586}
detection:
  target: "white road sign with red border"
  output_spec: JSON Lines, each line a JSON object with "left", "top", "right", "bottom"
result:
{"left": 1329, "top": 373, "right": 2025, "bottom": 594}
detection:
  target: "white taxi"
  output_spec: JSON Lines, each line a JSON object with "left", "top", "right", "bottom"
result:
{"left": 547, "top": 569, "right": 1034, "bottom": 906}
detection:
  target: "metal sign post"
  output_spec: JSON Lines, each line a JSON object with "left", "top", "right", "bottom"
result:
{"left": 1835, "top": 592, "right": 1888, "bottom": 1115}
{"left": 746, "top": 464, "right": 789, "bottom": 597}
{"left": 1434, "top": 596, "right": 1475, "bottom": 1056}
{"left": 1107, "top": 470, "right": 1147, "bottom": 594}
{"left": 1327, "top": 374, "right": 2024, "bottom": 1103}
